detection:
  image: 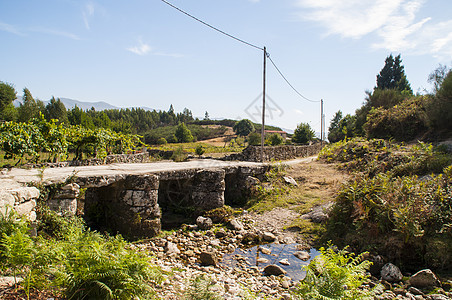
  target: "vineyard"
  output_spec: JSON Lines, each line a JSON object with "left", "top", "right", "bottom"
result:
{"left": 0, "top": 114, "right": 142, "bottom": 166}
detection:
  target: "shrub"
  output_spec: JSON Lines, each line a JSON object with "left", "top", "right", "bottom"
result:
{"left": 195, "top": 144, "right": 205, "bottom": 156}
{"left": 266, "top": 133, "right": 284, "bottom": 146}
{"left": 296, "top": 245, "right": 379, "bottom": 300}
{"left": 247, "top": 132, "right": 261, "bottom": 146}
{"left": 171, "top": 145, "right": 187, "bottom": 162}
{"left": 364, "top": 96, "right": 429, "bottom": 141}
{"left": 157, "top": 137, "right": 167, "bottom": 145}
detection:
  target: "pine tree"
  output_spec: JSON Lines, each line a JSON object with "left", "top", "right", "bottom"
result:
{"left": 376, "top": 54, "right": 412, "bottom": 94}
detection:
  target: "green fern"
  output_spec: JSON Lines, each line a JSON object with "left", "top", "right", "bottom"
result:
{"left": 296, "top": 245, "right": 381, "bottom": 300}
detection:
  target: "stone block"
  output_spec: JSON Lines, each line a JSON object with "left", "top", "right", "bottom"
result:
{"left": 47, "top": 198, "right": 77, "bottom": 216}
{"left": 53, "top": 183, "right": 80, "bottom": 199}
{"left": 14, "top": 199, "right": 36, "bottom": 221}
{"left": 124, "top": 174, "right": 159, "bottom": 190}
{"left": 10, "top": 187, "right": 40, "bottom": 204}
{"left": 0, "top": 192, "right": 15, "bottom": 215}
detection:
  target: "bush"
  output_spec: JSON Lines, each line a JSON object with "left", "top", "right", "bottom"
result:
{"left": 296, "top": 245, "right": 379, "bottom": 300}
{"left": 266, "top": 133, "right": 284, "bottom": 146}
{"left": 247, "top": 132, "right": 261, "bottom": 146}
{"left": 171, "top": 146, "right": 187, "bottom": 162}
{"left": 195, "top": 144, "right": 205, "bottom": 156}
{"left": 157, "top": 137, "right": 167, "bottom": 145}
{"left": 364, "top": 96, "right": 429, "bottom": 141}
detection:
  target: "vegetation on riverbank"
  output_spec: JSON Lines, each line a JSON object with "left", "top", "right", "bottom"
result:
{"left": 319, "top": 138, "right": 452, "bottom": 271}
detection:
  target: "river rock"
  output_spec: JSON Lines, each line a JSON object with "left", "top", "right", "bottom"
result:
{"left": 164, "top": 241, "right": 180, "bottom": 255}
{"left": 200, "top": 251, "right": 217, "bottom": 266}
{"left": 294, "top": 251, "right": 310, "bottom": 261}
{"left": 283, "top": 176, "right": 298, "bottom": 186}
{"left": 381, "top": 263, "right": 403, "bottom": 282}
{"left": 229, "top": 219, "right": 244, "bottom": 231}
{"left": 257, "top": 258, "right": 269, "bottom": 264}
{"left": 409, "top": 269, "right": 441, "bottom": 288}
{"left": 259, "top": 246, "right": 271, "bottom": 255}
{"left": 264, "top": 264, "right": 286, "bottom": 276}
{"left": 262, "top": 231, "right": 276, "bottom": 242}
{"left": 429, "top": 295, "right": 449, "bottom": 300}
{"left": 196, "top": 216, "right": 213, "bottom": 230}
{"left": 279, "top": 259, "right": 290, "bottom": 266}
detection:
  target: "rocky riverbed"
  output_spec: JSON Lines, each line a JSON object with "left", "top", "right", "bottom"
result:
{"left": 129, "top": 210, "right": 452, "bottom": 299}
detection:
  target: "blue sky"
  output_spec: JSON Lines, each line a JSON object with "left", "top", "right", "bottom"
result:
{"left": 1, "top": 0, "right": 451, "bottom": 132}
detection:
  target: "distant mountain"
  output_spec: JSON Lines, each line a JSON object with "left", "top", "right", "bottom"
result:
{"left": 14, "top": 97, "right": 125, "bottom": 111}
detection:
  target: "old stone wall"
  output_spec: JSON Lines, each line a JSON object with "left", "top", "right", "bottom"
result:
{"left": 84, "top": 174, "right": 161, "bottom": 239}
{"left": 223, "top": 144, "right": 323, "bottom": 162}
{"left": 23, "top": 152, "right": 150, "bottom": 169}
{"left": 0, "top": 181, "right": 39, "bottom": 221}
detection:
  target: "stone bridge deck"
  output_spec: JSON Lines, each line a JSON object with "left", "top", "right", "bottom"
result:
{"left": 1, "top": 159, "right": 272, "bottom": 239}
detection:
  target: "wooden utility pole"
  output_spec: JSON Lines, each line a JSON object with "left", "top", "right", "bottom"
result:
{"left": 320, "top": 99, "right": 324, "bottom": 148}
{"left": 261, "top": 47, "right": 267, "bottom": 162}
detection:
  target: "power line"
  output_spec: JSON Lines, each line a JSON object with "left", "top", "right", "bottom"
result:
{"left": 159, "top": 0, "right": 264, "bottom": 51}
{"left": 267, "top": 53, "right": 320, "bottom": 103}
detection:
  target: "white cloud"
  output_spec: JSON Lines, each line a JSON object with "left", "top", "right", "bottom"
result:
{"left": 29, "top": 27, "right": 80, "bottom": 40}
{"left": 295, "top": 0, "right": 452, "bottom": 58}
{"left": 294, "top": 109, "right": 304, "bottom": 115}
{"left": 0, "top": 21, "right": 25, "bottom": 36}
{"left": 127, "top": 41, "right": 152, "bottom": 56}
{"left": 127, "top": 39, "right": 184, "bottom": 57}
{"left": 248, "top": 0, "right": 261, "bottom": 3}
{"left": 82, "top": 2, "right": 95, "bottom": 30}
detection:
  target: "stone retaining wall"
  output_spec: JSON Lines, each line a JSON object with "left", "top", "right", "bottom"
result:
{"left": 223, "top": 144, "right": 323, "bottom": 162}
{"left": 23, "top": 152, "right": 150, "bottom": 169}
{"left": 0, "top": 181, "right": 39, "bottom": 221}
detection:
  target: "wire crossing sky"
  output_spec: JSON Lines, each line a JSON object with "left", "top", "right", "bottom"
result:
{"left": 1, "top": 0, "right": 450, "bottom": 132}
{"left": 160, "top": 0, "right": 319, "bottom": 105}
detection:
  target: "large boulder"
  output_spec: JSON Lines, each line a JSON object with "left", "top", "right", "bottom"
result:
{"left": 196, "top": 216, "right": 213, "bottom": 230}
{"left": 264, "top": 264, "right": 286, "bottom": 276}
{"left": 381, "top": 263, "right": 403, "bottom": 282}
{"left": 409, "top": 269, "right": 441, "bottom": 288}
{"left": 200, "top": 251, "right": 217, "bottom": 266}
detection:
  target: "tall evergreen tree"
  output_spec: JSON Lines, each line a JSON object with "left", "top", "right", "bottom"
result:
{"left": 376, "top": 54, "right": 412, "bottom": 94}
{"left": 18, "top": 88, "right": 40, "bottom": 122}
{"left": 45, "top": 97, "right": 68, "bottom": 124}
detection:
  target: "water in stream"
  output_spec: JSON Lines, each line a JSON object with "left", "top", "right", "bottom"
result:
{"left": 221, "top": 243, "right": 320, "bottom": 281}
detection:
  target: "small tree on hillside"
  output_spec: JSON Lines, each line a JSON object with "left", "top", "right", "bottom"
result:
{"left": 376, "top": 54, "right": 412, "bottom": 94}
{"left": 292, "top": 123, "right": 315, "bottom": 144}
{"left": 233, "top": 119, "right": 254, "bottom": 136}
{"left": 0, "top": 81, "right": 17, "bottom": 121}
{"left": 175, "top": 122, "right": 194, "bottom": 143}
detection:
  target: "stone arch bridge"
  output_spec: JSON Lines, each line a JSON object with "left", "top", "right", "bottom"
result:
{"left": 1, "top": 159, "right": 270, "bottom": 239}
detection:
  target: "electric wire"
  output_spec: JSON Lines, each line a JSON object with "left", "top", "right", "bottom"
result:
{"left": 266, "top": 53, "right": 320, "bottom": 103}
{"left": 159, "top": 0, "right": 264, "bottom": 51}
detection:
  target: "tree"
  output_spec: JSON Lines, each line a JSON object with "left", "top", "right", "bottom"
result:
{"left": 0, "top": 82, "right": 17, "bottom": 121}
{"left": 18, "top": 88, "right": 40, "bottom": 122}
{"left": 426, "top": 69, "right": 452, "bottom": 130}
{"left": 204, "top": 111, "right": 210, "bottom": 120}
{"left": 233, "top": 119, "right": 254, "bottom": 136}
{"left": 428, "top": 64, "right": 450, "bottom": 93}
{"left": 376, "top": 54, "right": 412, "bottom": 94}
{"left": 292, "top": 122, "right": 315, "bottom": 144}
{"left": 174, "top": 122, "right": 193, "bottom": 143}
{"left": 45, "top": 97, "right": 68, "bottom": 124}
